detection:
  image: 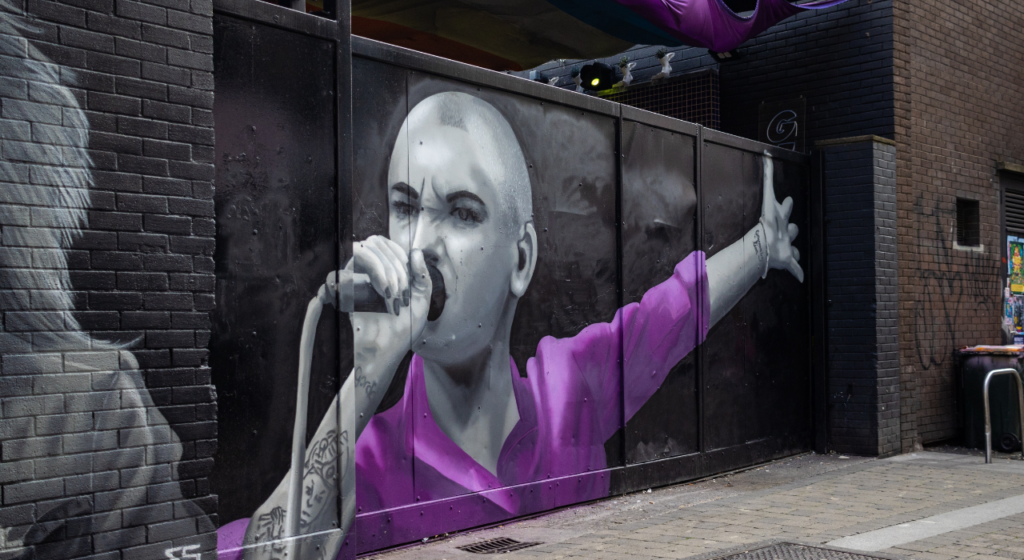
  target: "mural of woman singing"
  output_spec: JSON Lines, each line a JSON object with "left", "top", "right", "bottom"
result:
{"left": 217, "top": 91, "right": 804, "bottom": 560}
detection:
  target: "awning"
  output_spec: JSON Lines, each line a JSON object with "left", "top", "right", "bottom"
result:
{"left": 351, "top": 0, "right": 850, "bottom": 71}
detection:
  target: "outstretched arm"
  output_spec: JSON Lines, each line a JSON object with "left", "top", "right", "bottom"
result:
{"left": 706, "top": 152, "right": 803, "bottom": 328}
{"left": 597, "top": 154, "right": 804, "bottom": 426}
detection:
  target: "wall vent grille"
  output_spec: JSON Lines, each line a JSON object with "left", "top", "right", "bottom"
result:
{"left": 1006, "top": 186, "right": 1024, "bottom": 236}
{"left": 956, "top": 197, "right": 981, "bottom": 247}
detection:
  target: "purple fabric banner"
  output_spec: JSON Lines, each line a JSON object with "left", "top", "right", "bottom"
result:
{"left": 549, "top": 0, "right": 851, "bottom": 53}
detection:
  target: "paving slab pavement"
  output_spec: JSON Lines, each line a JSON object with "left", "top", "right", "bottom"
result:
{"left": 365, "top": 451, "right": 1024, "bottom": 560}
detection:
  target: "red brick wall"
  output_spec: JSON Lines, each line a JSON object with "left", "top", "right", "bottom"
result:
{"left": 894, "top": 0, "right": 1024, "bottom": 450}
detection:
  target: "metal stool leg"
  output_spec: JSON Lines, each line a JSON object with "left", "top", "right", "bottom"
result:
{"left": 983, "top": 368, "right": 1024, "bottom": 464}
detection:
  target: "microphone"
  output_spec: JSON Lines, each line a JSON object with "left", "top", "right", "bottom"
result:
{"left": 351, "top": 264, "right": 446, "bottom": 321}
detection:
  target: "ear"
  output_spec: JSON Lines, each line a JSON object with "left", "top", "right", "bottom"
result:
{"left": 511, "top": 222, "right": 538, "bottom": 298}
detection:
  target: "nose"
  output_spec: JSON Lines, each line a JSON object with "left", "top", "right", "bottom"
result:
{"left": 410, "top": 212, "right": 444, "bottom": 267}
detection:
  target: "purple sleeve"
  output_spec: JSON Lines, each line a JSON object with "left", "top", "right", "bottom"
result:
{"left": 216, "top": 518, "right": 248, "bottom": 560}
{"left": 621, "top": 251, "right": 709, "bottom": 421}
{"left": 528, "top": 251, "right": 709, "bottom": 443}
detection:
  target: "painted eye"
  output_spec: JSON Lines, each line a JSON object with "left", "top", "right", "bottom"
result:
{"left": 452, "top": 207, "right": 482, "bottom": 223}
{"left": 391, "top": 200, "right": 417, "bottom": 217}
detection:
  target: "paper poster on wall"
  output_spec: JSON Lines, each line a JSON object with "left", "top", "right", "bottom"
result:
{"left": 1009, "top": 236, "right": 1024, "bottom": 294}
{"left": 1011, "top": 297, "right": 1024, "bottom": 333}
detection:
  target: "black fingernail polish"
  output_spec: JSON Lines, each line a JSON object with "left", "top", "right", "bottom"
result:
{"left": 385, "top": 287, "right": 392, "bottom": 299}
{"left": 394, "top": 299, "right": 401, "bottom": 316}
{"left": 403, "top": 295, "right": 410, "bottom": 307}
{"left": 403, "top": 288, "right": 410, "bottom": 301}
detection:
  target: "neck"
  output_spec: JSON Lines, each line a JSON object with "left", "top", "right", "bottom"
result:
{"left": 421, "top": 298, "right": 520, "bottom": 474}
{"left": 422, "top": 339, "right": 512, "bottom": 412}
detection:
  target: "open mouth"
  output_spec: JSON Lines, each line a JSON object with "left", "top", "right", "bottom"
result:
{"left": 427, "top": 263, "right": 446, "bottom": 321}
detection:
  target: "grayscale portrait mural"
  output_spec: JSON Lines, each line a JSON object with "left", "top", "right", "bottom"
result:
{"left": 0, "top": 2, "right": 216, "bottom": 560}
{"left": 211, "top": 50, "right": 810, "bottom": 559}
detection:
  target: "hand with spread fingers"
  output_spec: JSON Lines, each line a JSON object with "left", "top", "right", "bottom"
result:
{"left": 759, "top": 151, "right": 804, "bottom": 283}
{"left": 706, "top": 151, "right": 806, "bottom": 327}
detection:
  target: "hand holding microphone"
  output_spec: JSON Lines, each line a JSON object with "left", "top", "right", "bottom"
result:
{"left": 324, "top": 236, "right": 446, "bottom": 320}
{"left": 322, "top": 237, "right": 444, "bottom": 373}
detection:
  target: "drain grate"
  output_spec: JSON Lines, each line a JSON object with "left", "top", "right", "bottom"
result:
{"left": 456, "top": 537, "right": 541, "bottom": 554}
{"left": 715, "top": 543, "right": 893, "bottom": 560}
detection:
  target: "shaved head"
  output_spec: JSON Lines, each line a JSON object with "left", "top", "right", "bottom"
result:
{"left": 395, "top": 92, "right": 532, "bottom": 233}
{"left": 384, "top": 91, "right": 539, "bottom": 361}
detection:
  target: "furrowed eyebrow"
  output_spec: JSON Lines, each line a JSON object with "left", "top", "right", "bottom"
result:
{"left": 445, "top": 190, "right": 485, "bottom": 205}
{"left": 391, "top": 182, "right": 419, "bottom": 200}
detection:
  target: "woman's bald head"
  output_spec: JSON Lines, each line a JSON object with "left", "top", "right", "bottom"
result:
{"left": 389, "top": 92, "right": 533, "bottom": 234}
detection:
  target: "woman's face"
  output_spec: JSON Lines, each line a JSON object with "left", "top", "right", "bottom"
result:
{"left": 387, "top": 121, "right": 520, "bottom": 364}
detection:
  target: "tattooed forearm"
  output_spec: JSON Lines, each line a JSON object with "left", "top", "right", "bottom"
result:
{"left": 298, "top": 429, "right": 340, "bottom": 531}
{"left": 297, "top": 429, "right": 350, "bottom": 534}
{"left": 249, "top": 506, "right": 287, "bottom": 558}
{"left": 753, "top": 226, "right": 768, "bottom": 272}
{"left": 353, "top": 367, "right": 378, "bottom": 398}
{"left": 242, "top": 397, "right": 350, "bottom": 560}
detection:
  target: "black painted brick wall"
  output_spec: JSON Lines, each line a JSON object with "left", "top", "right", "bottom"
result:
{"left": 716, "top": 0, "right": 894, "bottom": 144}
{"left": 822, "top": 138, "right": 899, "bottom": 456}
{"left": 0, "top": 0, "right": 216, "bottom": 558}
